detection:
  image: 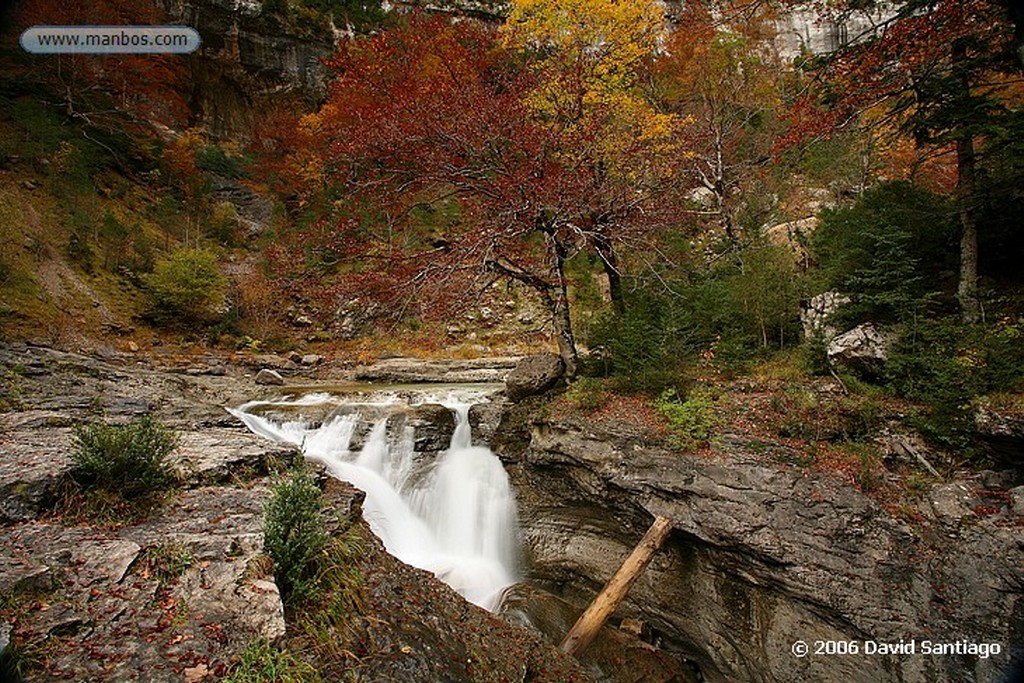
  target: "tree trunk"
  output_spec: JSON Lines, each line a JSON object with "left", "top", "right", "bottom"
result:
{"left": 954, "top": 41, "right": 982, "bottom": 325}
{"left": 594, "top": 233, "right": 624, "bottom": 315}
{"left": 552, "top": 244, "right": 579, "bottom": 378}
{"left": 559, "top": 516, "right": 673, "bottom": 656}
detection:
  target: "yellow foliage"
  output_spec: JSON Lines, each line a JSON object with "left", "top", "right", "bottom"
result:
{"left": 504, "top": 0, "right": 684, "bottom": 178}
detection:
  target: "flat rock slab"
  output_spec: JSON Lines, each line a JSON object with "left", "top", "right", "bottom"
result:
{"left": 0, "top": 486, "right": 284, "bottom": 682}
{"left": 354, "top": 356, "right": 521, "bottom": 383}
{"left": 0, "top": 415, "right": 73, "bottom": 523}
{"left": 172, "top": 428, "right": 299, "bottom": 484}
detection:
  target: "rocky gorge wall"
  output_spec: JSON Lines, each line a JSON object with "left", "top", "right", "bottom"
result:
{"left": 160, "top": 0, "right": 337, "bottom": 139}
{"left": 493, "top": 410, "right": 1024, "bottom": 683}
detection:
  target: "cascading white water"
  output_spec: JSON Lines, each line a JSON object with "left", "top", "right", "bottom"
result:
{"left": 229, "top": 390, "right": 518, "bottom": 611}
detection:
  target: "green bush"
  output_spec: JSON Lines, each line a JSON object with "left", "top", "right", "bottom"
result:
{"left": 587, "top": 288, "right": 697, "bottom": 391}
{"left": 883, "top": 317, "right": 1024, "bottom": 456}
{"left": 563, "top": 376, "right": 609, "bottom": 412}
{"left": 144, "top": 248, "right": 226, "bottom": 325}
{"left": 264, "top": 466, "right": 330, "bottom": 607}
{"left": 811, "top": 181, "right": 957, "bottom": 325}
{"left": 71, "top": 416, "right": 178, "bottom": 499}
{"left": 587, "top": 241, "right": 805, "bottom": 389}
{"left": 195, "top": 145, "right": 247, "bottom": 179}
{"left": 654, "top": 386, "right": 721, "bottom": 451}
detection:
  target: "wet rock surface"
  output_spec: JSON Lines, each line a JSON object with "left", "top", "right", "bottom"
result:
{"left": 0, "top": 342, "right": 589, "bottom": 682}
{"left": 333, "top": 510, "right": 591, "bottom": 683}
{"left": 508, "top": 414, "right": 1024, "bottom": 683}
{"left": 500, "top": 583, "right": 699, "bottom": 683}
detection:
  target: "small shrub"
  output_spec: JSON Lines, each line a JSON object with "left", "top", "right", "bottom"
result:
{"left": 264, "top": 466, "right": 329, "bottom": 607}
{"left": 563, "top": 377, "right": 609, "bottom": 412}
{"left": 195, "top": 144, "right": 247, "bottom": 179}
{"left": 655, "top": 386, "right": 720, "bottom": 451}
{"left": 802, "top": 333, "right": 831, "bottom": 377}
{"left": 144, "top": 248, "right": 226, "bottom": 326}
{"left": 904, "top": 473, "right": 932, "bottom": 501}
{"left": 144, "top": 543, "right": 195, "bottom": 587}
{"left": 209, "top": 202, "right": 242, "bottom": 246}
{"left": 70, "top": 416, "right": 177, "bottom": 499}
{"left": 853, "top": 445, "right": 883, "bottom": 492}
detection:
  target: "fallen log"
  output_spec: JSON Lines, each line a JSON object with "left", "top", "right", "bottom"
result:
{"left": 559, "top": 515, "right": 673, "bottom": 656}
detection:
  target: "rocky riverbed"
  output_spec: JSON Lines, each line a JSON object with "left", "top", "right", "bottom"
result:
{"left": 0, "top": 343, "right": 590, "bottom": 682}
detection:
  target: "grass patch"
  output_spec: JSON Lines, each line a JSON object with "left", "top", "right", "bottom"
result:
{"left": 654, "top": 385, "right": 721, "bottom": 451}
{"left": 142, "top": 543, "right": 195, "bottom": 587}
{"left": 289, "top": 526, "right": 368, "bottom": 680}
{"left": 224, "top": 638, "right": 320, "bottom": 683}
{"left": 563, "top": 376, "right": 610, "bottom": 413}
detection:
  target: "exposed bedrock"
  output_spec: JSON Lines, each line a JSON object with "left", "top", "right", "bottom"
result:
{"left": 505, "top": 415, "right": 1024, "bottom": 683}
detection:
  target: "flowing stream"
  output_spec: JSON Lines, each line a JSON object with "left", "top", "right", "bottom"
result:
{"left": 229, "top": 388, "right": 518, "bottom": 610}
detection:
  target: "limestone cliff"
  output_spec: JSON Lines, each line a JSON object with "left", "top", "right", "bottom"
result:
{"left": 502, "top": 412, "right": 1023, "bottom": 683}
{"left": 161, "top": 0, "right": 337, "bottom": 138}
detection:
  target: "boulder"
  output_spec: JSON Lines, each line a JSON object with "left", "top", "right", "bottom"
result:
{"left": 505, "top": 353, "right": 564, "bottom": 402}
{"left": 974, "top": 401, "right": 1024, "bottom": 466}
{"left": 254, "top": 368, "right": 284, "bottom": 386}
{"left": 1011, "top": 486, "right": 1024, "bottom": 516}
{"left": 403, "top": 403, "right": 456, "bottom": 452}
{"left": 299, "top": 353, "right": 322, "bottom": 366}
{"left": 764, "top": 216, "right": 819, "bottom": 264}
{"left": 801, "top": 291, "right": 851, "bottom": 341}
{"left": 469, "top": 399, "right": 506, "bottom": 447}
{"left": 826, "top": 323, "right": 893, "bottom": 375}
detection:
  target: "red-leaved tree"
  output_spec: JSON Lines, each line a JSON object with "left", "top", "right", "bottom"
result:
{"left": 9, "top": 0, "right": 187, "bottom": 133}
{"left": 269, "top": 15, "right": 683, "bottom": 375}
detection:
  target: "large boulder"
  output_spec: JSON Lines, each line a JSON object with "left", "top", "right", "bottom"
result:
{"left": 801, "top": 290, "right": 851, "bottom": 341}
{"left": 826, "top": 322, "right": 893, "bottom": 376}
{"left": 505, "top": 353, "right": 564, "bottom": 402}
{"left": 254, "top": 368, "right": 284, "bottom": 386}
{"left": 404, "top": 403, "right": 456, "bottom": 452}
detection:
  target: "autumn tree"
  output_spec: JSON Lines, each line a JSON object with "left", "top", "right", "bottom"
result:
{"left": 272, "top": 14, "right": 683, "bottom": 375}
{"left": 793, "top": 0, "right": 1022, "bottom": 323}
{"left": 7, "top": 0, "right": 187, "bottom": 134}
{"left": 504, "top": 0, "right": 681, "bottom": 312}
{"left": 655, "top": 1, "right": 787, "bottom": 255}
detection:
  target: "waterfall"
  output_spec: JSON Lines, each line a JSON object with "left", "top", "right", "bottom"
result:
{"left": 229, "top": 390, "right": 518, "bottom": 611}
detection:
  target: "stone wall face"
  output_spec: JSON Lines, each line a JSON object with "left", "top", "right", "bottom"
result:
{"left": 509, "top": 416, "right": 1023, "bottom": 683}
{"left": 161, "top": 0, "right": 337, "bottom": 139}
